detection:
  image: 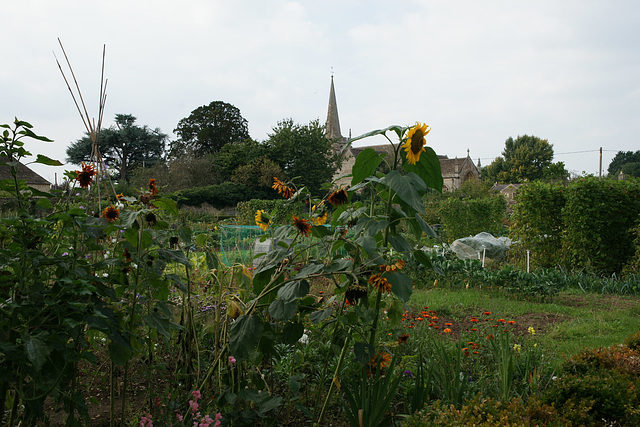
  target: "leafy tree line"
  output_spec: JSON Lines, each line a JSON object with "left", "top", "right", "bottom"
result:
{"left": 66, "top": 102, "right": 338, "bottom": 200}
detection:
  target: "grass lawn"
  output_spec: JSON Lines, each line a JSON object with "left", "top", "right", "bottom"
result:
{"left": 409, "top": 287, "right": 640, "bottom": 367}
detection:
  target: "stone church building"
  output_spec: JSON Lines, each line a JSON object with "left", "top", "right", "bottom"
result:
{"left": 326, "top": 76, "right": 481, "bottom": 191}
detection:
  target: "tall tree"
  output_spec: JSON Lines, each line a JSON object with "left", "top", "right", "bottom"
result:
{"left": 66, "top": 114, "right": 167, "bottom": 182}
{"left": 264, "top": 118, "right": 338, "bottom": 195}
{"left": 482, "top": 134, "right": 567, "bottom": 183}
{"left": 170, "top": 101, "right": 250, "bottom": 158}
{"left": 607, "top": 150, "right": 640, "bottom": 177}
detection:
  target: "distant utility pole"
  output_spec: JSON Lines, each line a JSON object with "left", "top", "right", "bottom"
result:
{"left": 599, "top": 147, "right": 602, "bottom": 179}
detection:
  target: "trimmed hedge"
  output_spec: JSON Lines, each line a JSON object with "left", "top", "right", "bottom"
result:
{"left": 172, "top": 182, "right": 275, "bottom": 209}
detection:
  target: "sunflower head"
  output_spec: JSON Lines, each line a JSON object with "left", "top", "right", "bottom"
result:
{"left": 292, "top": 215, "right": 311, "bottom": 237}
{"left": 368, "top": 352, "right": 393, "bottom": 374}
{"left": 75, "top": 162, "right": 97, "bottom": 188}
{"left": 101, "top": 205, "right": 120, "bottom": 222}
{"left": 368, "top": 273, "right": 392, "bottom": 294}
{"left": 313, "top": 211, "right": 328, "bottom": 226}
{"left": 402, "top": 122, "right": 431, "bottom": 165}
{"left": 327, "top": 187, "right": 349, "bottom": 206}
{"left": 272, "top": 177, "right": 295, "bottom": 199}
{"left": 148, "top": 178, "right": 158, "bottom": 195}
{"left": 255, "top": 210, "right": 271, "bottom": 231}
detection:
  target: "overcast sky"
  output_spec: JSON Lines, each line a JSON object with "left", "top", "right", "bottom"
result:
{"left": 2, "top": 0, "right": 639, "bottom": 183}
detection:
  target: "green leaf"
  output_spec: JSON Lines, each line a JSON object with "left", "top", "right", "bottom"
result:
{"left": 388, "top": 233, "right": 413, "bottom": 253}
{"left": 351, "top": 148, "right": 384, "bottom": 186}
{"left": 108, "top": 340, "right": 132, "bottom": 366}
{"left": 32, "top": 154, "right": 63, "bottom": 166}
{"left": 309, "top": 307, "right": 333, "bottom": 324}
{"left": 386, "top": 272, "right": 413, "bottom": 302}
{"left": 403, "top": 146, "right": 443, "bottom": 192}
{"left": 347, "top": 124, "right": 406, "bottom": 144}
{"left": 119, "top": 210, "right": 139, "bottom": 228}
{"left": 278, "top": 279, "right": 310, "bottom": 302}
{"left": 415, "top": 213, "right": 438, "bottom": 238}
{"left": 382, "top": 170, "right": 427, "bottom": 213}
{"left": 25, "top": 333, "right": 51, "bottom": 371}
{"left": 280, "top": 322, "right": 304, "bottom": 345}
{"left": 152, "top": 197, "right": 179, "bottom": 216}
{"left": 294, "top": 263, "right": 324, "bottom": 279}
{"left": 413, "top": 249, "right": 434, "bottom": 268}
{"left": 36, "top": 198, "right": 53, "bottom": 210}
{"left": 269, "top": 299, "right": 298, "bottom": 320}
{"left": 356, "top": 234, "right": 377, "bottom": 257}
{"left": 230, "top": 315, "right": 264, "bottom": 362}
{"left": 387, "top": 298, "right": 405, "bottom": 325}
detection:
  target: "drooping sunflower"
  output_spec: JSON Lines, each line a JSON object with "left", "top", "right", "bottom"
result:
{"left": 116, "top": 193, "right": 126, "bottom": 201}
{"left": 327, "top": 187, "right": 349, "bottom": 206}
{"left": 75, "top": 162, "right": 97, "bottom": 188}
{"left": 368, "top": 273, "right": 392, "bottom": 294}
{"left": 345, "top": 284, "right": 368, "bottom": 304}
{"left": 379, "top": 259, "right": 406, "bottom": 273}
{"left": 148, "top": 178, "right": 158, "bottom": 195}
{"left": 292, "top": 215, "right": 312, "bottom": 237}
{"left": 402, "top": 122, "right": 431, "bottom": 165}
{"left": 101, "top": 205, "right": 120, "bottom": 222}
{"left": 397, "top": 333, "right": 410, "bottom": 344}
{"left": 272, "top": 177, "right": 295, "bottom": 199}
{"left": 255, "top": 210, "right": 271, "bottom": 231}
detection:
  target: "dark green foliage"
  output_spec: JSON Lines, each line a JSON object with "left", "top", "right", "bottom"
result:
{"left": 174, "top": 182, "right": 275, "bottom": 209}
{"left": 170, "top": 101, "right": 250, "bottom": 157}
{"left": 608, "top": 150, "right": 640, "bottom": 177}
{"left": 510, "top": 181, "right": 565, "bottom": 269}
{"left": 236, "top": 199, "right": 306, "bottom": 225}
{"left": 562, "top": 177, "right": 640, "bottom": 275}
{"left": 264, "top": 119, "right": 338, "bottom": 196}
{"left": 66, "top": 114, "right": 167, "bottom": 182}
{"left": 437, "top": 196, "right": 507, "bottom": 242}
{"left": 545, "top": 346, "right": 640, "bottom": 425}
{"left": 511, "top": 177, "right": 640, "bottom": 275}
{"left": 404, "top": 395, "right": 574, "bottom": 426}
{"left": 482, "top": 134, "right": 568, "bottom": 183}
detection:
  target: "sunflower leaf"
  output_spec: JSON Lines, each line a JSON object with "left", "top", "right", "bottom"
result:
{"left": 386, "top": 272, "right": 413, "bottom": 302}
{"left": 351, "top": 148, "right": 384, "bottom": 186}
{"left": 403, "top": 147, "right": 443, "bottom": 192}
{"left": 381, "top": 170, "right": 426, "bottom": 214}
{"left": 347, "top": 125, "right": 407, "bottom": 144}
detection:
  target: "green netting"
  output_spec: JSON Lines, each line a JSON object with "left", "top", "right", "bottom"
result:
{"left": 218, "top": 225, "right": 267, "bottom": 266}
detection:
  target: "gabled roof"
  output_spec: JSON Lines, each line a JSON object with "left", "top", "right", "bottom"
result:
{"left": 0, "top": 158, "right": 50, "bottom": 185}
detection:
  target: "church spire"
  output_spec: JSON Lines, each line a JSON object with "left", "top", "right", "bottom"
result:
{"left": 325, "top": 75, "right": 344, "bottom": 142}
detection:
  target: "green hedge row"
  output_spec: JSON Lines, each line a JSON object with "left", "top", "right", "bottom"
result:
{"left": 510, "top": 177, "right": 640, "bottom": 275}
{"left": 172, "top": 182, "right": 276, "bottom": 209}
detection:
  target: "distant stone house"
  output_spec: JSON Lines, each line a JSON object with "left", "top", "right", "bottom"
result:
{"left": 491, "top": 183, "right": 521, "bottom": 203}
{"left": 0, "top": 158, "right": 51, "bottom": 193}
{"left": 326, "top": 76, "right": 481, "bottom": 191}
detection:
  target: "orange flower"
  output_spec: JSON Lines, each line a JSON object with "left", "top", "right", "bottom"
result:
{"left": 379, "top": 259, "right": 406, "bottom": 273}
{"left": 497, "top": 319, "right": 506, "bottom": 323}
{"left": 272, "top": 177, "right": 295, "bottom": 198}
{"left": 397, "top": 334, "right": 410, "bottom": 344}
{"left": 470, "top": 328, "right": 478, "bottom": 332}
{"left": 369, "top": 352, "right": 392, "bottom": 370}
{"left": 292, "top": 215, "right": 311, "bottom": 237}
{"left": 368, "top": 274, "right": 392, "bottom": 294}
{"left": 327, "top": 187, "right": 349, "bottom": 206}
{"left": 507, "top": 320, "right": 516, "bottom": 325}
{"left": 101, "top": 205, "right": 120, "bottom": 222}
{"left": 445, "top": 323, "right": 453, "bottom": 326}
{"left": 483, "top": 311, "right": 491, "bottom": 316}
{"left": 486, "top": 334, "right": 494, "bottom": 340}
{"left": 148, "top": 178, "right": 158, "bottom": 195}
{"left": 443, "top": 328, "right": 452, "bottom": 333}
{"left": 75, "top": 162, "right": 97, "bottom": 188}
{"left": 470, "top": 318, "right": 479, "bottom": 322}
{"left": 116, "top": 193, "right": 125, "bottom": 201}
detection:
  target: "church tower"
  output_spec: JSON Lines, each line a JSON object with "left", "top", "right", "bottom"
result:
{"left": 325, "top": 75, "right": 346, "bottom": 145}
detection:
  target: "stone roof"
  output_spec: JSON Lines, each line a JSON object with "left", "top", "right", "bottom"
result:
{"left": 0, "top": 158, "right": 50, "bottom": 185}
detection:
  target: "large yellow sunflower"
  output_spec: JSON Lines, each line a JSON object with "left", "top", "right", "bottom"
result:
{"left": 255, "top": 210, "right": 271, "bottom": 231}
{"left": 402, "top": 122, "right": 431, "bottom": 165}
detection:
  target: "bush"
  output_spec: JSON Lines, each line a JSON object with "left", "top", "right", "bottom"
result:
{"left": 173, "top": 182, "right": 274, "bottom": 209}
{"left": 543, "top": 345, "right": 640, "bottom": 425}
{"left": 404, "top": 395, "right": 574, "bottom": 426}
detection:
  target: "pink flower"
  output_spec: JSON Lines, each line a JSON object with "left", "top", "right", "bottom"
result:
{"left": 176, "top": 413, "right": 183, "bottom": 422}
{"left": 189, "top": 400, "right": 199, "bottom": 413}
{"left": 228, "top": 356, "right": 236, "bottom": 364}
{"left": 140, "top": 413, "right": 153, "bottom": 427}
{"left": 192, "top": 390, "right": 202, "bottom": 400}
